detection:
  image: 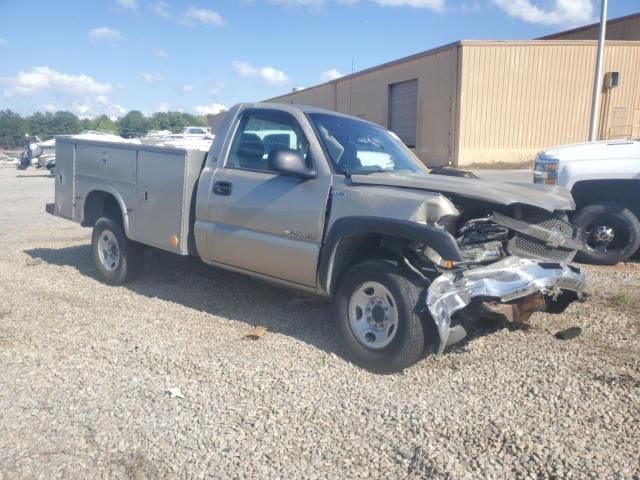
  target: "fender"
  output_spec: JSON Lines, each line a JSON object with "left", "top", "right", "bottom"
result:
{"left": 317, "top": 216, "right": 463, "bottom": 296}
{"left": 82, "top": 187, "right": 133, "bottom": 238}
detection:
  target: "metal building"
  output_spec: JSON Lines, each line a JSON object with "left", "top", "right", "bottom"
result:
{"left": 208, "top": 14, "right": 640, "bottom": 167}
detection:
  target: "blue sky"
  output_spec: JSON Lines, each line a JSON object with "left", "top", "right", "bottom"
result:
{"left": 0, "top": 0, "right": 637, "bottom": 119}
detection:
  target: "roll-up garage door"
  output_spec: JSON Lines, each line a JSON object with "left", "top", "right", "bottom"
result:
{"left": 389, "top": 79, "right": 418, "bottom": 147}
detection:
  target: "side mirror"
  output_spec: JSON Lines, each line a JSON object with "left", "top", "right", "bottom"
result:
{"left": 268, "top": 148, "right": 316, "bottom": 179}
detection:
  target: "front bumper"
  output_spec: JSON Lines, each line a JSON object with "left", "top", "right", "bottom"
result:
{"left": 425, "top": 257, "right": 586, "bottom": 353}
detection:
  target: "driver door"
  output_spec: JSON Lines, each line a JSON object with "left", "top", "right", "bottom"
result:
{"left": 202, "top": 109, "right": 331, "bottom": 288}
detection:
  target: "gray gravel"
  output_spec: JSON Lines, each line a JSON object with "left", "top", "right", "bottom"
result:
{"left": 1, "top": 166, "right": 639, "bottom": 479}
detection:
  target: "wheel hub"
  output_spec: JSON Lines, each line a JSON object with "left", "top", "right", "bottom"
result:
{"left": 348, "top": 282, "right": 399, "bottom": 349}
{"left": 98, "top": 230, "right": 120, "bottom": 271}
{"left": 590, "top": 225, "right": 615, "bottom": 246}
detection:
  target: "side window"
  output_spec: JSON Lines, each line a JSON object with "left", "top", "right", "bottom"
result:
{"left": 226, "top": 110, "right": 311, "bottom": 173}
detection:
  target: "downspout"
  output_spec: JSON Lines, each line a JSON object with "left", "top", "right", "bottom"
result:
{"left": 451, "top": 43, "right": 464, "bottom": 168}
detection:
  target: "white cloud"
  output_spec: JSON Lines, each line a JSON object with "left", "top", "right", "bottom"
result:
{"left": 182, "top": 84, "right": 193, "bottom": 92}
{"left": 0, "top": 38, "right": 8, "bottom": 46}
{"left": 89, "top": 27, "right": 124, "bottom": 42}
{"left": 115, "top": 0, "right": 138, "bottom": 10}
{"left": 491, "top": 0, "right": 594, "bottom": 26}
{"left": 140, "top": 72, "right": 162, "bottom": 83}
{"left": 371, "top": 0, "right": 443, "bottom": 10}
{"left": 154, "top": 48, "right": 168, "bottom": 58}
{"left": 270, "top": 0, "right": 325, "bottom": 6}
{"left": 72, "top": 102, "right": 92, "bottom": 115}
{"left": 37, "top": 98, "right": 125, "bottom": 120}
{"left": 269, "top": 0, "right": 443, "bottom": 10}
{"left": 232, "top": 61, "right": 290, "bottom": 86}
{"left": 232, "top": 61, "right": 259, "bottom": 78}
{"left": 151, "top": 0, "right": 170, "bottom": 17}
{"left": 194, "top": 103, "right": 227, "bottom": 116}
{"left": 156, "top": 102, "right": 171, "bottom": 113}
{"left": 1, "top": 66, "right": 113, "bottom": 98}
{"left": 69, "top": 97, "right": 127, "bottom": 120}
{"left": 259, "top": 66, "right": 289, "bottom": 86}
{"left": 182, "top": 7, "right": 224, "bottom": 26}
{"left": 320, "top": 68, "right": 344, "bottom": 82}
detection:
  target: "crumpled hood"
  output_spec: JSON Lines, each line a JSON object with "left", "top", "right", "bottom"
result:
{"left": 350, "top": 172, "right": 575, "bottom": 212}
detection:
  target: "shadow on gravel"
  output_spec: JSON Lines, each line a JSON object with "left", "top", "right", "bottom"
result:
{"left": 25, "top": 244, "right": 343, "bottom": 357}
{"left": 25, "top": 244, "right": 508, "bottom": 362}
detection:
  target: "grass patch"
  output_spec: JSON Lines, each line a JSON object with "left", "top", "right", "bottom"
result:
{"left": 460, "top": 160, "right": 533, "bottom": 170}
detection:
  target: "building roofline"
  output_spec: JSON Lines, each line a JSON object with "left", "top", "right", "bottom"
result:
{"left": 266, "top": 38, "right": 640, "bottom": 103}
{"left": 538, "top": 12, "right": 640, "bottom": 39}
{"left": 267, "top": 41, "right": 462, "bottom": 102}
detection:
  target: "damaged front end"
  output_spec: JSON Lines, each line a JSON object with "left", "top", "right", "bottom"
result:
{"left": 410, "top": 205, "right": 587, "bottom": 353}
{"left": 425, "top": 257, "right": 586, "bottom": 353}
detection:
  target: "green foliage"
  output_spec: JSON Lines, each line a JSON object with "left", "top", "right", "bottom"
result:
{"left": 119, "top": 111, "right": 149, "bottom": 138}
{"left": 91, "top": 115, "right": 120, "bottom": 134}
{"left": 0, "top": 110, "right": 27, "bottom": 148}
{"left": 0, "top": 109, "right": 210, "bottom": 148}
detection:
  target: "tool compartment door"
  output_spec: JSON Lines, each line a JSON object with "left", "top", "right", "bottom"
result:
{"left": 54, "top": 140, "right": 75, "bottom": 220}
{"left": 135, "top": 149, "right": 187, "bottom": 254}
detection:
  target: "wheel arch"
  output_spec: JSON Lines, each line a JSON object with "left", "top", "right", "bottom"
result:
{"left": 317, "top": 216, "right": 462, "bottom": 297}
{"left": 82, "top": 188, "right": 132, "bottom": 237}
{"left": 571, "top": 179, "right": 640, "bottom": 217}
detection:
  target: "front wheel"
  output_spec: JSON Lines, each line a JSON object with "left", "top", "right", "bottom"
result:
{"left": 573, "top": 203, "right": 640, "bottom": 265}
{"left": 334, "top": 260, "right": 430, "bottom": 374}
{"left": 91, "top": 217, "right": 144, "bottom": 284}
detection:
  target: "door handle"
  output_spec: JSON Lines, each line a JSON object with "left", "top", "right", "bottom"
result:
{"left": 213, "top": 181, "right": 232, "bottom": 196}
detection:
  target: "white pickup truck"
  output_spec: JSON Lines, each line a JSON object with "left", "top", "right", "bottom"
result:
{"left": 534, "top": 139, "right": 640, "bottom": 264}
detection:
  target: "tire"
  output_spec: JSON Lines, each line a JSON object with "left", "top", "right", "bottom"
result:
{"left": 573, "top": 202, "right": 640, "bottom": 265}
{"left": 334, "top": 260, "right": 429, "bottom": 374}
{"left": 91, "top": 217, "right": 144, "bottom": 284}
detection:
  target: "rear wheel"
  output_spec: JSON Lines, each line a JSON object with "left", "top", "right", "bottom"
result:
{"left": 91, "top": 217, "right": 144, "bottom": 284}
{"left": 334, "top": 260, "right": 429, "bottom": 374}
{"left": 573, "top": 202, "right": 640, "bottom": 265}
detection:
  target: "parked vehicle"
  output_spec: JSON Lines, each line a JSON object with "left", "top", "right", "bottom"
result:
{"left": 534, "top": 139, "right": 640, "bottom": 265}
{"left": 17, "top": 135, "right": 56, "bottom": 171}
{"left": 168, "top": 126, "right": 213, "bottom": 140}
{"left": 47, "top": 103, "right": 586, "bottom": 373}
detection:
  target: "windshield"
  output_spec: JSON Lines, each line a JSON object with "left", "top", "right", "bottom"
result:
{"left": 308, "top": 112, "right": 428, "bottom": 175}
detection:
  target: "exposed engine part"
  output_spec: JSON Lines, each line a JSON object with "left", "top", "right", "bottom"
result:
{"left": 457, "top": 217, "right": 509, "bottom": 246}
{"left": 459, "top": 240, "right": 505, "bottom": 263}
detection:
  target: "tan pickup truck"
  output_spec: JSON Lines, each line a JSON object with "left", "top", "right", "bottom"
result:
{"left": 48, "top": 103, "right": 586, "bottom": 373}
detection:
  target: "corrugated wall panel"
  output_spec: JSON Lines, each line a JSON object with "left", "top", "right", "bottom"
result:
{"left": 543, "top": 15, "right": 640, "bottom": 41}
{"left": 458, "top": 41, "right": 640, "bottom": 165}
{"left": 334, "top": 46, "right": 459, "bottom": 166}
{"left": 269, "top": 83, "right": 336, "bottom": 110}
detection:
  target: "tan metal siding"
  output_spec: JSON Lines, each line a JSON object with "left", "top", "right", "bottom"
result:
{"left": 457, "top": 41, "right": 640, "bottom": 165}
{"left": 269, "top": 83, "right": 337, "bottom": 110}
{"left": 542, "top": 14, "right": 640, "bottom": 41}
{"left": 334, "top": 47, "right": 459, "bottom": 166}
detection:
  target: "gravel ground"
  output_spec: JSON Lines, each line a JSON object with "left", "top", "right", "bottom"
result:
{"left": 1, "top": 165, "right": 639, "bottom": 479}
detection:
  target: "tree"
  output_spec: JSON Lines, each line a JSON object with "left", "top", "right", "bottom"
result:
{"left": 119, "top": 111, "right": 148, "bottom": 138}
{"left": 51, "top": 111, "right": 81, "bottom": 135}
{"left": 92, "top": 115, "right": 119, "bottom": 133}
{"left": 0, "top": 110, "right": 27, "bottom": 148}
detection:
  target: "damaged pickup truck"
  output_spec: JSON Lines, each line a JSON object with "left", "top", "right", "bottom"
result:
{"left": 47, "top": 103, "right": 586, "bottom": 373}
